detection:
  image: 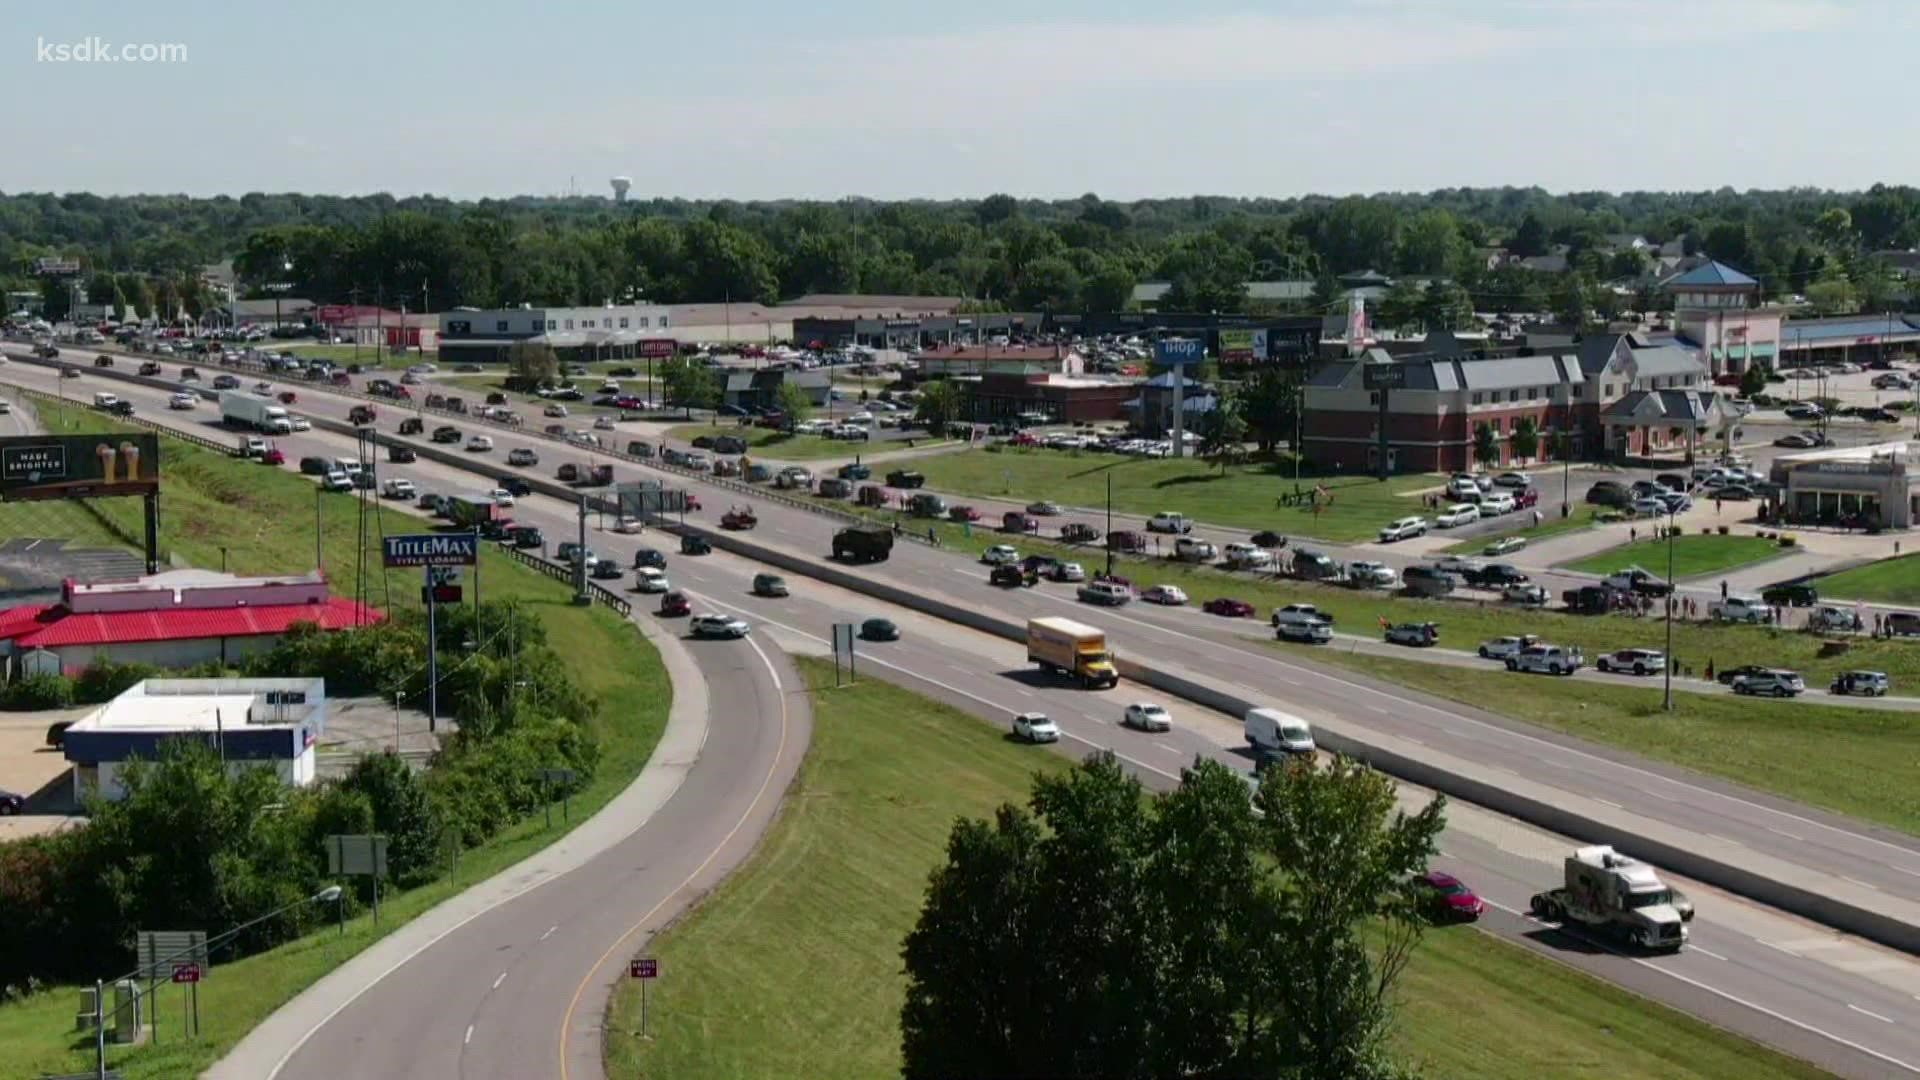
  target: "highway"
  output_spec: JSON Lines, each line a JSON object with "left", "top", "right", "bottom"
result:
{"left": 10, "top": 357, "right": 1920, "bottom": 1076}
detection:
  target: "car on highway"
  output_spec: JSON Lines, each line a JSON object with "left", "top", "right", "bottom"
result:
{"left": 1477, "top": 635, "right": 1539, "bottom": 661}
{"left": 431, "top": 425, "right": 462, "bottom": 444}
{"left": 1011, "top": 712, "right": 1060, "bottom": 743}
{"left": 556, "top": 542, "right": 599, "bottom": 568}
{"left": 633, "top": 568, "right": 670, "bottom": 593}
{"left": 1412, "top": 871, "right": 1485, "bottom": 921}
{"left": 680, "top": 534, "right": 711, "bottom": 555}
{"left": 1121, "top": 702, "right": 1173, "bottom": 732}
{"left": 989, "top": 564, "right": 1035, "bottom": 588}
{"left": 1378, "top": 516, "right": 1427, "bottom": 542}
{"left": 981, "top": 544, "right": 1020, "bottom": 566}
{"left": 466, "top": 435, "right": 494, "bottom": 452}
{"left": 212, "top": 374, "right": 240, "bottom": 390}
{"left": 1049, "top": 561, "right": 1087, "bottom": 582}
{"left": 1830, "top": 669, "right": 1890, "bottom": 696}
{"left": 167, "top": 391, "right": 197, "bottom": 410}
{"left": 1203, "top": 597, "right": 1255, "bottom": 618}
{"left": 1026, "top": 500, "right": 1063, "bottom": 516}
{"left": 1773, "top": 432, "right": 1820, "bottom": 449}
{"left": 860, "top": 618, "right": 900, "bottom": 642}
{"left": 1141, "top": 584, "right": 1188, "bottom": 605}
{"left": 1732, "top": 669, "right": 1805, "bottom": 697}
{"left": 631, "top": 547, "right": 667, "bottom": 570}
{"left": 1346, "top": 561, "right": 1398, "bottom": 589}
{"left": 508, "top": 447, "right": 539, "bottom": 466}
{"left": 752, "top": 573, "right": 789, "bottom": 597}
{"left": 1434, "top": 503, "right": 1479, "bottom": 528}
{"left": 1384, "top": 622, "right": 1439, "bottom": 647}
{"left": 690, "top": 614, "right": 751, "bottom": 639}
{"left": 721, "top": 508, "right": 758, "bottom": 530}
{"left": 590, "top": 559, "right": 624, "bottom": 581}
{"left": 1077, "top": 580, "right": 1131, "bottom": 606}
{"left": 486, "top": 488, "right": 516, "bottom": 507}
{"left": 288, "top": 415, "right": 311, "bottom": 431}
{"left": 1596, "top": 648, "right": 1666, "bottom": 676}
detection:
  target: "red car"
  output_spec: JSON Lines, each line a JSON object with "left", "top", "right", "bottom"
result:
{"left": 658, "top": 591, "right": 692, "bottom": 617}
{"left": 262, "top": 448, "right": 286, "bottom": 466}
{"left": 721, "top": 508, "right": 758, "bottom": 530}
{"left": 1203, "top": 597, "right": 1255, "bottom": 618}
{"left": 277, "top": 391, "right": 298, "bottom": 404}
{"left": 1515, "top": 489, "right": 1539, "bottom": 510}
{"left": 684, "top": 494, "right": 703, "bottom": 512}
{"left": 1412, "top": 870, "right": 1484, "bottom": 921}
{"left": 947, "top": 505, "right": 981, "bottom": 522}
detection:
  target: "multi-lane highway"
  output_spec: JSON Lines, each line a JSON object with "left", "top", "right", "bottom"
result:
{"left": 11, "top": 356, "right": 1920, "bottom": 1077}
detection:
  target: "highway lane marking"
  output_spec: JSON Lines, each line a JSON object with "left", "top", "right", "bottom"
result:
{"left": 1767, "top": 826, "right": 1806, "bottom": 841}
{"left": 690, "top": 592, "right": 1178, "bottom": 784}
{"left": 1592, "top": 798, "right": 1624, "bottom": 810}
{"left": 541, "top": 925, "right": 558, "bottom": 941}
{"left": 464, "top": 1024, "right": 474, "bottom": 1045}
{"left": 1841, "top": 876, "right": 1882, "bottom": 892}
{"left": 557, "top": 628, "right": 791, "bottom": 1080}
{"left": 1688, "top": 946, "right": 1729, "bottom": 961}
{"left": 1849, "top": 1004, "right": 1896, "bottom": 1024}
{"left": 1758, "top": 940, "right": 1803, "bottom": 957}
{"left": 1511, "top": 909, "right": 1920, "bottom": 1074}
{"left": 492, "top": 972, "right": 507, "bottom": 991}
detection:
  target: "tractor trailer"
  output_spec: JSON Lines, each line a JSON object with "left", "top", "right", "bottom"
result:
{"left": 1529, "top": 845, "right": 1689, "bottom": 952}
{"left": 1026, "top": 617, "right": 1119, "bottom": 689}
{"left": 220, "top": 391, "right": 292, "bottom": 435}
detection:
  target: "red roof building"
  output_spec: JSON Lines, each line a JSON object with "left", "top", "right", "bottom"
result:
{"left": 0, "top": 570, "right": 382, "bottom": 674}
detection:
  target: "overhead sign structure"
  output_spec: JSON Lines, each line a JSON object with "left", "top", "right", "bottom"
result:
{"left": 0, "top": 434, "right": 160, "bottom": 501}
{"left": 383, "top": 532, "right": 479, "bottom": 568}
{"left": 1153, "top": 338, "right": 1205, "bottom": 368}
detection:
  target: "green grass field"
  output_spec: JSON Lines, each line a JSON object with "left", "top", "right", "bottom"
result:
{"left": 1441, "top": 505, "right": 1601, "bottom": 554}
{"left": 911, "top": 446, "right": 1441, "bottom": 542}
{"left": 0, "top": 399, "right": 671, "bottom": 1080}
{"left": 1561, "top": 534, "right": 1784, "bottom": 580}
{"left": 1294, "top": 649, "right": 1920, "bottom": 836}
{"left": 603, "top": 659, "right": 1826, "bottom": 1080}
{"left": 1813, "top": 552, "right": 1920, "bottom": 605}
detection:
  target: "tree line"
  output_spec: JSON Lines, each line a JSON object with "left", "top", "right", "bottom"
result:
{"left": 7, "top": 185, "right": 1918, "bottom": 324}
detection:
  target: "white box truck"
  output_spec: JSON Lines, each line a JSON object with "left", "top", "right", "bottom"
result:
{"left": 220, "top": 391, "right": 292, "bottom": 434}
{"left": 1026, "top": 617, "right": 1118, "bottom": 689}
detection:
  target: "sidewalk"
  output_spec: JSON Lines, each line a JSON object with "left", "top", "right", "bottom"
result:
{"left": 206, "top": 614, "right": 711, "bottom": 1080}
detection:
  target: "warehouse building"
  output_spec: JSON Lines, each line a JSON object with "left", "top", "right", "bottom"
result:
{"left": 61, "top": 677, "right": 328, "bottom": 801}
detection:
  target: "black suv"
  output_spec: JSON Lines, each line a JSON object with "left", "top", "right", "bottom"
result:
{"left": 1463, "top": 563, "right": 1529, "bottom": 588}
{"left": 495, "top": 477, "right": 532, "bottom": 498}
{"left": 431, "top": 426, "right": 462, "bottom": 443}
{"left": 1761, "top": 582, "right": 1819, "bottom": 607}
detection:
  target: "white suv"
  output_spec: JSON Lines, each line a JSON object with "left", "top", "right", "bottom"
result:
{"left": 1147, "top": 512, "right": 1192, "bottom": 534}
{"left": 1507, "top": 644, "right": 1584, "bottom": 675}
{"left": 1710, "top": 596, "right": 1773, "bottom": 624}
{"left": 1434, "top": 503, "right": 1479, "bottom": 528}
{"left": 1174, "top": 537, "right": 1218, "bottom": 562}
{"left": 1378, "top": 516, "right": 1428, "bottom": 542}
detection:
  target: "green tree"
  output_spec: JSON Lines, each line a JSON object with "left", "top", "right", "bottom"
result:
{"left": 39, "top": 277, "right": 72, "bottom": 321}
{"left": 1815, "top": 207, "right": 1856, "bottom": 253}
{"left": 1739, "top": 363, "right": 1768, "bottom": 398}
{"left": 1158, "top": 233, "right": 1251, "bottom": 312}
{"left": 974, "top": 193, "right": 1020, "bottom": 228}
{"left": 1473, "top": 421, "right": 1500, "bottom": 468}
{"left": 1082, "top": 259, "right": 1137, "bottom": 312}
{"left": 506, "top": 340, "right": 560, "bottom": 389}
{"left": 913, "top": 379, "right": 964, "bottom": 436}
{"left": 1394, "top": 208, "right": 1467, "bottom": 277}
{"left": 1373, "top": 279, "right": 1425, "bottom": 331}
{"left": 341, "top": 752, "right": 442, "bottom": 886}
{"left": 1551, "top": 272, "right": 1593, "bottom": 328}
{"left": 660, "top": 357, "right": 720, "bottom": 416}
{"left": 1510, "top": 415, "right": 1540, "bottom": 462}
{"left": 1014, "top": 254, "right": 1083, "bottom": 311}
{"left": 1197, "top": 386, "right": 1248, "bottom": 473}
{"left": 773, "top": 379, "right": 813, "bottom": 426}
{"left": 1238, "top": 366, "right": 1300, "bottom": 453}
{"left": 1510, "top": 211, "right": 1550, "bottom": 258}
{"left": 1806, "top": 272, "right": 1858, "bottom": 315}
{"left": 1416, "top": 280, "right": 1474, "bottom": 331}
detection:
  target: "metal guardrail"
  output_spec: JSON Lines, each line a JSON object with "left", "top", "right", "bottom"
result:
{"left": 15, "top": 385, "right": 236, "bottom": 457}
{"left": 495, "top": 541, "right": 632, "bottom": 618}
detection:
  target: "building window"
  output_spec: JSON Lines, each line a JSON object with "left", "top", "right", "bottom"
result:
{"left": 1368, "top": 391, "right": 1380, "bottom": 406}
{"left": 1508, "top": 389, "right": 1520, "bottom": 403}
{"left": 495, "top": 320, "right": 508, "bottom": 332}
{"left": 1528, "top": 387, "right": 1539, "bottom": 400}
{"left": 564, "top": 319, "right": 574, "bottom": 330}
{"left": 547, "top": 320, "right": 557, "bottom": 330}
{"left": 1471, "top": 392, "right": 1483, "bottom": 405}
{"left": 1571, "top": 384, "right": 1583, "bottom": 399}
{"left": 640, "top": 316, "right": 650, "bottom": 328}
{"left": 619, "top": 317, "right": 630, "bottom": 328}
{"left": 1603, "top": 383, "right": 1614, "bottom": 397}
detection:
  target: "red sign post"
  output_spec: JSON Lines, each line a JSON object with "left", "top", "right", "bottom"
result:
{"left": 628, "top": 957, "right": 659, "bottom": 1040}
{"left": 170, "top": 962, "right": 201, "bottom": 984}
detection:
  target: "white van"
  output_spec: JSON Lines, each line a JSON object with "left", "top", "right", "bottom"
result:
{"left": 1244, "top": 707, "right": 1315, "bottom": 756}
{"left": 92, "top": 392, "right": 119, "bottom": 410}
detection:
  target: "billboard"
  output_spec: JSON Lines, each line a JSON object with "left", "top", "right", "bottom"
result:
{"left": 1218, "top": 328, "right": 1268, "bottom": 364}
{"left": 1153, "top": 338, "right": 1205, "bottom": 368}
{"left": 0, "top": 434, "right": 160, "bottom": 501}
{"left": 383, "top": 532, "right": 479, "bottom": 568}
{"left": 637, "top": 338, "right": 677, "bottom": 359}
{"left": 33, "top": 257, "right": 81, "bottom": 276}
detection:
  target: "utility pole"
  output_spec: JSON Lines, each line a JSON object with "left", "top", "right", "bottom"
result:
{"left": 1663, "top": 506, "right": 1677, "bottom": 712}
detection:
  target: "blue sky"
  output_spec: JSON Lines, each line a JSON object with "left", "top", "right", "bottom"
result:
{"left": 4, "top": 0, "right": 1909, "bottom": 200}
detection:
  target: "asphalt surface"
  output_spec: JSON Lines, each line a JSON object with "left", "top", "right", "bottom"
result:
{"left": 12, "top": 356, "right": 1920, "bottom": 1076}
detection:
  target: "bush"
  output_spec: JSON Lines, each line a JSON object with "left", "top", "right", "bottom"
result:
{"left": 1718, "top": 525, "right": 1730, "bottom": 535}
{"left": 1780, "top": 534, "right": 1798, "bottom": 547}
{"left": 73, "top": 658, "right": 163, "bottom": 704}
{"left": 1, "top": 673, "right": 73, "bottom": 711}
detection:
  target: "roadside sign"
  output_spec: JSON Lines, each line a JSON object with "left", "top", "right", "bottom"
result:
{"left": 384, "top": 532, "right": 478, "bottom": 568}
{"left": 137, "top": 930, "right": 208, "bottom": 981}
{"left": 1362, "top": 363, "right": 1407, "bottom": 390}
{"left": 170, "top": 963, "right": 201, "bottom": 984}
{"left": 1153, "top": 338, "right": 1205, "bottom": 368}
{"left": 831, "top": 622, "right": 855, "bottom": 657}
{"left": 630, "top": 958, "right": 659, "bottom": 979}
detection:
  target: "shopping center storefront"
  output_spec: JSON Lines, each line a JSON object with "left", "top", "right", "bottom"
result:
{"left": 1773, "top": 449, "right": 1919, "bottom": 530}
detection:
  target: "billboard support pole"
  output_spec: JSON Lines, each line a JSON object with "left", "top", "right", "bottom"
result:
{"left": 143, "top": 492, "right": 161, "bottom": 574}
{"left": 425, "top": 567, "right": 438, "bottom": 735}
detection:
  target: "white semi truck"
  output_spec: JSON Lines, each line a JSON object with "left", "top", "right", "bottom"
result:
{"left": 1529, "top": 845, "right": 1689, "bottom": 952}
{"left": 220, "top": 391, "right": 292, "bottom": 435}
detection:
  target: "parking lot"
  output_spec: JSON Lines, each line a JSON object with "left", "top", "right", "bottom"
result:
{"left": 0, "top": 707, "right": 90, "bottom": 838}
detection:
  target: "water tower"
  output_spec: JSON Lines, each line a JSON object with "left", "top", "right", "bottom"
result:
{"left": 610, "top": 176, "right": 632, "bottom": 203}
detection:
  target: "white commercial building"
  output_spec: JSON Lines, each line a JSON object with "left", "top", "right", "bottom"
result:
{"left": 60, "top": 678, "right": 328, "bottom": 801}
{"left": 438, "top": 303, "right": 674, "bottom": 364}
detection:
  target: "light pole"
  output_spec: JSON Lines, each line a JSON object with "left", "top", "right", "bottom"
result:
{"left": 1663, "top": 499, "right": 1681, "bottom": 712}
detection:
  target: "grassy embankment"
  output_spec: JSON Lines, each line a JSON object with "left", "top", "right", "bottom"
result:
{"left": 602, "top": 659, "right": 1829, "bottom": 1080}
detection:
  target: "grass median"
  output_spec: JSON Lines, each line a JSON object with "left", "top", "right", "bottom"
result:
{"left": 1560, "top": 534, "right": 1784, "bottom": 580}
{"left": 1813, "top": 552, "right": 1920, "bottom": 605}
{"left": 910, "top": 446, "right": 1440, "bottom": 542}
{"left": 602, "top": 658, "right": 1826, "bottom": 1080}
{"left": 0, "top": 401, "right": 671, "bottom": 1080}
{"left": 1440, "top": 504, "right": 1601, "bottom": 553}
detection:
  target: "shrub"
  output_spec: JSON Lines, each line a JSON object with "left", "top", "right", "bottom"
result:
{"left": 1, "top": 673, "right": 73, "bottom": 711}
{"left": 1718, "top": 525, "right": 1730, "bottom": 535}
{"left": 73, "top": 658, "right": 163, "bottom": 704}
{"left": 1780, "top": 534, "right": 1798, "bottom": 547}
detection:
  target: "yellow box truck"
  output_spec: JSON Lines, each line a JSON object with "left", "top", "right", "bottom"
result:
{"left": 1027, "top": 617, "right": 1118, "bottom": 689}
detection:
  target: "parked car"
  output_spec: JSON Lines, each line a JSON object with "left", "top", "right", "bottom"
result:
{"left": 1012, "top": 712, "right": 1060, "bottom": 744}
{"left": 1830, "top": 670, "right": 1890, "bottom": 697}
{"left": 1463, "top": 563, "right": 1528, "bottom": 588}
{"left": 1482, "top": 535, "right": 1527, "bottom": 556}
{"left": 1401, "top": 564, "right": 1455, "bottom": 598}
{"left": 1709, "top": 595, "right": 1773, "bottom": 623}
{"left": 1141, "top": 584, "right": 1188, "bottom": 605}
{"left": 1173, "top": 537, "right": 1218, "bottom": 562}
{"left": 1412, "top": 870, "right": 1485, "bottom": 921}
{"left": 1715, "top": 664, "right": 1775, "bottom": 686}
{"left": 1434, "top": 503, "right": 1480, "bottom": 528}
{"left": 1077, "top": 581, "right": 1132, "bottom": 606}
{"left": 1061, "top": 522, "right": 1100, "bottom": 543}
{"left": 1203, "top": 597, "right": 1256, "bottom": 618}
{"left": 1761, "top": 582, "right": 1819, "bottom": 607}
{"left": 1586, "top": 480, "right": 1630, "bottom": 507}
{"left": 982, "top": 544, "right": 1020, "bottom": 566}
{"left": 1596, "top": 648, "right": 1666, "bottom": 676}
{"left": 1026, "top": 500, "right": 1063, "bottom": 516}
{"left": 1507, "top": 643, "right": 1585, "bottom": 676}
{"left": 1383, "top": 622, "right": 1439, "bottom": 647}
{"left": 1477, "top": 635, "right": 1540, "bottom": 661}
{"left": 1347, "top": 561, "right": 1398, "bottom": 589}
{"left": 1493, "top": 471, "right": 1532, "bottom": 490}
{"left": 1502, "top": 583, "right": 1550, "bottom": 607}
{"left": 1378, "top": 516, "right": 1427, "bottom": 542}
{"left": 1146, "top": 511, "right": 1192, "bottom": 534}
{"left": 1733, "top": 669, "right": 1805, "bottom": 697}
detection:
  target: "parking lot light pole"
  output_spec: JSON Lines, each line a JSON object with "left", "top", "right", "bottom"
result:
{"left": 1664, "top": 507, "right": 1677, "bottom": 712}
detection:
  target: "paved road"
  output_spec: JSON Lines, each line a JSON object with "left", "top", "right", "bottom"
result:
{"left": 17, "top": 357, "right": 1920, "bottom": 1076}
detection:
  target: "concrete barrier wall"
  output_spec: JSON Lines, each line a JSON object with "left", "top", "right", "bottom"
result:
{"left": 17, "top": 350, "right": 1919, "bottom": 955}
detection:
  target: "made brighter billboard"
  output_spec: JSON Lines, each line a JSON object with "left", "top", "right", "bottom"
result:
{"left": 0, "top": 434, "right": 160, "bottom": 501}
